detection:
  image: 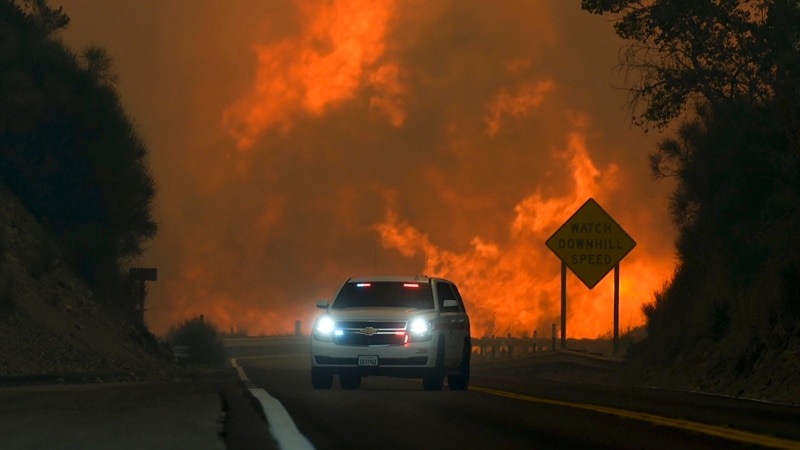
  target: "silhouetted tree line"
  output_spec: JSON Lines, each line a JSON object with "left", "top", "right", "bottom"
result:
{"left": 0, "top": 0, "right": 157, "bottom": 322}
{"left": 583, "top": 0, "right": 800, "bottom": 376}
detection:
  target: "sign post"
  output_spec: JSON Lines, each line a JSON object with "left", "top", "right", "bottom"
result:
{"left": 614, "top": 263, "right": 620, "bottom": 353}
{"left": 561, "top": 261, "right": 567, "bottom": 350}
{"left": 546, "top": 198, "right": 635, "bottom": 351}
{"left": 130, "top": 267, "right": 158, "bottom": 325}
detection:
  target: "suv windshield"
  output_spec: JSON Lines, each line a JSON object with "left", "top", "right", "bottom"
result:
{"left": 331, "top": 281, "right": 434, "bottom": 310}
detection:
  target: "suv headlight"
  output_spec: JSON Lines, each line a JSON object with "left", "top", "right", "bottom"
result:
{"left": 407, "top": 318, "right": 432, "bottom": 342}
{"left": 314, "top": 315, "right": 335, "bottom": 341}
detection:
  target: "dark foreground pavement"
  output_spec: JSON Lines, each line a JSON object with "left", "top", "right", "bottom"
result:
{"left": 0, "top": 369, "right": 279, "bottom": 450}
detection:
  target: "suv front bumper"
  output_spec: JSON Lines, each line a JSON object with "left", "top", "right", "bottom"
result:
{"left": 310, "top": 338, "right": 438, "bottom": 377}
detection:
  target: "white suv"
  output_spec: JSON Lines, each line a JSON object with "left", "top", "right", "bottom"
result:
{"left": 310, "top": 275, "right": 471, "bottom": 391}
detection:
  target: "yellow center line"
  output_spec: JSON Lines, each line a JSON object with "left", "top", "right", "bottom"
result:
{"left": 471, "top": 386, "right": 800, "bottom": 450}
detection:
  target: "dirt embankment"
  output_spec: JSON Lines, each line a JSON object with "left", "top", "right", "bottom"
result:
{"left": 0, "top": 186, "right": 174, "bottom": 382}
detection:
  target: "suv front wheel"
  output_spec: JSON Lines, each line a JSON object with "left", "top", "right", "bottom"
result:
{"left": 422, "top": 338, "right": 445, "bottom": 391}
{"left": 447, "top": 338, "right": 471, "bottom": 390}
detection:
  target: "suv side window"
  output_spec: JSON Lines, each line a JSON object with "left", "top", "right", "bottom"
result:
{"left": 436, "top": 282, "right": 460, "bottom": 313}
{"left": 450, "top": 283, "right": 467, "bottom": 313}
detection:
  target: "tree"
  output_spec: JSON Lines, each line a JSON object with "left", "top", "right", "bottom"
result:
{"left": 582, "top": 0, "right": 800, "bottom": 129}
{"left": 81, "top": 46, "right": 119, "bottom": 86}
{"left": 583, "top": 1, "right": 800, "bottom": 383}
{"left": 12, "top": 0, "right": 68, "bottom": 37}
{"left": 0, "top": 0, "right": 157, "bottom": 320}
{"left": 645, "top": 101, "right": 790, "bottom": 347}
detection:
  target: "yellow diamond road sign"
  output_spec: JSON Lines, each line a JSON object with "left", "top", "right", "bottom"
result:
{"left": 546, "top": 198, "right": 636, "bottom": 289}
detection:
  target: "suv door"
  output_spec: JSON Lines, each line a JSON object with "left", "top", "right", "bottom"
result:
{"left": 435, "top": 280, "right": 468, "bottom": 367}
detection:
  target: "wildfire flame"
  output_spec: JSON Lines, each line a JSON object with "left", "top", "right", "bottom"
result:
{"left": 118, "top": 0, "right": 677, "bottom": 340}
{"left": 375, "top": 130, "right": 669, "bottom": 338}
{"left": 222, "top": 0, "right": 400, "bottom": 150}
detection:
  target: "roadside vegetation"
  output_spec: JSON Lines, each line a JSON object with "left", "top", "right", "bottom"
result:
{"left": 582, "top": 0, "right": 800, "bottom": 401}
{"left": 0, "top": 0, "right": 157, "bottom": 325}
{"left": 0, "top": 0, "right": 169, "bottom": 379}
{"left": 167, "top": 315, "right": 227, "bottom": 365}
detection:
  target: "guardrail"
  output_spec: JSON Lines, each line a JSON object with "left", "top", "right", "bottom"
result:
{"left": 221, "top": 335, "right": 617, "bottom": 359}
{"left": 472, "top": 335, "right": 616, "bottom": 358}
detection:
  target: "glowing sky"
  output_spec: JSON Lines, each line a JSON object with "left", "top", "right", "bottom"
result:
{"left": 56, "top": 0, "right": 676, "bottom": 338}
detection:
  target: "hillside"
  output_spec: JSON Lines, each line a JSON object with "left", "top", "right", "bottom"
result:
{"left": 0, "top": 185, "right": 174, "bottom": 382}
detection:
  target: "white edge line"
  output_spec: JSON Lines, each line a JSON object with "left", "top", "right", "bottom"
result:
{"left": 230, "top": 357, "right": 316, "bottom": 450}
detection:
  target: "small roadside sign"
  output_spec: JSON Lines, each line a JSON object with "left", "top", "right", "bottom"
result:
{"left": 546, "top": 198, "right": 635, "bottom": 289}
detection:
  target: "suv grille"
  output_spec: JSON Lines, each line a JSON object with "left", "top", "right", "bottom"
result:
{"left": 334, "top": 321, "right": 407, "bottom": 346}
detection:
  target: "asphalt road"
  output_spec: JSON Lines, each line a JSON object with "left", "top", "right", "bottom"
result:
{"left": 3, "top": 338, "right": 797, "bottom": 449}
{"left": 0, "top": 368, "right": 278, "bottom": 450}
{"left": 0, "top": 378, "right": 228, "bottom": 450}
{"left": 236, "top": 338, "right": 800, "bottom": 450}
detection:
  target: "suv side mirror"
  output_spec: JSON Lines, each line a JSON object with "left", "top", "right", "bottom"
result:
{"left": 316, "top": 299, "right": 330, "bottom": 309}
{"left": 442, "top": 299, "right": 459, "bottom": 312}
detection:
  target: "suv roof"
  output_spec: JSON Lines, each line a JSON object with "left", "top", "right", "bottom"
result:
{"left": 345, "top": 275, "right": 442, "bottom": 284}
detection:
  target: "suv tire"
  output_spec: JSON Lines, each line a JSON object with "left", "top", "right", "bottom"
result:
{"left": 422, "top": 338, "right": 445, "bottom": 391}
{"left": 447, "top": 338, "right": 471, "bottom": 390}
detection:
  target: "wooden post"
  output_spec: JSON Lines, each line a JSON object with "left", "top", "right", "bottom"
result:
{"left": 614, "top": 263, "right": 620, "bottom": 354}
{"left": 138, "top": 279, "right": 145, "bottom": 324}
{"left": 129, "top": 268, "right": 157, "bottom": 327}
{"left": 561, "top": 261, "right": 567, "bottom": 350}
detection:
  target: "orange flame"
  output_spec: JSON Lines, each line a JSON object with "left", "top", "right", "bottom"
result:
{"left": 133, "top": 1, "right": 676, "bottom": 339}
{"left": 375, "top": 129, "right": 670, "bottom": 339}
{"left": 485, "top": 80, "right": 555, "bottom": 136}
{"left": 222, "top": 0, "right": 399, "bottom": 150}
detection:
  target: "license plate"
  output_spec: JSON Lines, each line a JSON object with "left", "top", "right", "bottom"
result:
{"left": 358, "top": 355, "right": 379, "bottom": 366}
